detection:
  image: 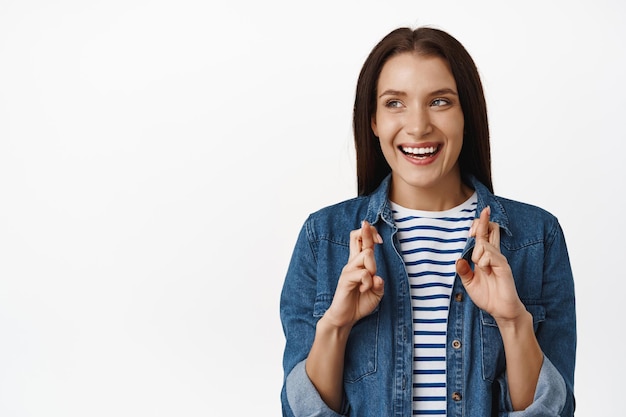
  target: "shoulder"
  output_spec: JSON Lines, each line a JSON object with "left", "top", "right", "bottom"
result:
{"left": 302, "top": 195, "right": 372, "bottom": 243}
{"left": 491, "top": 193, "right": 563, "bottom": 246}
{"left": 496, "top": 194, "right": 557, "bottom": 222}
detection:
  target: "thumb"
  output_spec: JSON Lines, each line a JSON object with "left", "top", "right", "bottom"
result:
{"left": 456, "top": 258, "right": 474, "bottom": 285}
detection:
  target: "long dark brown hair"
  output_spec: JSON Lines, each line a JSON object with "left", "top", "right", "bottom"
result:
{"left": 353, "top": 26, "right": 493, "bottom": 195}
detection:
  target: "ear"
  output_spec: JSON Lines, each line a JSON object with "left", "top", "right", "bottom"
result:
{"left": 371, "top": 115, "right": 379, "bottom": 137}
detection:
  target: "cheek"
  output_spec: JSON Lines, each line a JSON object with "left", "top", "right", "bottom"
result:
{"left": 443, "top": 116, "right": 465, "bottom": 143}
{"left": 378, "top": 126, "right": 399, "bottom": 152}
{"left": 377, "top": 126, "right": 397, "bottom": 155}
{"left": 374, "top": 116, "right": 400, "bottom": 139}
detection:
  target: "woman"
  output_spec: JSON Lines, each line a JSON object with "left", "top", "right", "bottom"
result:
{"left": 280, "top": 26, "right": 576, "bottom": 417}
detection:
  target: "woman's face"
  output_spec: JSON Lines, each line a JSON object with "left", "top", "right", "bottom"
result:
{"left": 371, "top": 52, "right": 465, "bottom": 208}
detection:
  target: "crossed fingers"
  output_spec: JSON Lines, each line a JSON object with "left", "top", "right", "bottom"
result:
{"left": 470, "top": 206, "right": 502, "bottom": 269}
{"left": 345, "top": 221, "right": 383, "bottom": 290}
{"left": 349, "top": 221, "right": 383, "bottom": 261}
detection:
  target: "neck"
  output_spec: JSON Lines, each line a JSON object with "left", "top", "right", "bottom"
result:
{"left": 389, "top": 176, "right": 473, "bottom": 211}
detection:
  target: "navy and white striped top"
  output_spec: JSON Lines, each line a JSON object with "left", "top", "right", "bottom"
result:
{"left": 391, "top": 193, "right": 477, "bottom": 416}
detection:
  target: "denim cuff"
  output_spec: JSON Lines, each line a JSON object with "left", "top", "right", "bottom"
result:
{"left": 286, "top": 360, "right": 345, "bottom": 417}
{"left": 504, "top": 355, "right": 566, "bottom": 416}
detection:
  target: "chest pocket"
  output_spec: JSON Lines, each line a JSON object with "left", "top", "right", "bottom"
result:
{"left": 480, "top": 304, "right": 545, "bottom": 382}
{"left": 314, "top": 294, "right": 379, "bottom": 383}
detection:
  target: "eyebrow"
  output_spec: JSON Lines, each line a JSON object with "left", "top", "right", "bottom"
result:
{"left": 378, "top": 88, "right": 458, "bottom": 98}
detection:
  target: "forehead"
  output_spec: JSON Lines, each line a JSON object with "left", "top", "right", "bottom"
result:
{"left": 377, "top": 52, "right": 457, "bottom": 91}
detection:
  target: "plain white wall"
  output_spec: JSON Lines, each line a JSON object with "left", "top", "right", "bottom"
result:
{"left": 1, "top": 0, "right": 624, "bottom": 415}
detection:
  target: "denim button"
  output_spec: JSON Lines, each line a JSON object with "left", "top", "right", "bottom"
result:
{"left": 452, "top": 340, "right": 461, "bottom": 349}
{"left": 452, "top": 392, "right": 462, "bottom": 401}
{"left": 454, "top": 293, "right": 463, "bottom": 302}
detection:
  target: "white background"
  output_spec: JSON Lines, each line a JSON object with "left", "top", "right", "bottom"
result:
{"left": 1, "top": 1, "right": 624, "bottom": 415}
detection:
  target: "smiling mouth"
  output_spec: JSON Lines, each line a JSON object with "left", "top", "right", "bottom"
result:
{"left": 400, "top": 145, "right": 440, "bottom": 159}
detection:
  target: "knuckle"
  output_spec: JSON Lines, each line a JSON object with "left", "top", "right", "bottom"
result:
{"left": 357, "top": 269, "right": 370, "bottom": 280}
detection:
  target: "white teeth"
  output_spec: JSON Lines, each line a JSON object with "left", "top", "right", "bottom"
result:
{"left": 402, "top": 146, "right": 437, "bottom": 155}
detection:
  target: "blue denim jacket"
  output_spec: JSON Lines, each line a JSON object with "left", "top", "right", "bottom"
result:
{"left": 280, "top": 175, "right": 576, "bottom": 417}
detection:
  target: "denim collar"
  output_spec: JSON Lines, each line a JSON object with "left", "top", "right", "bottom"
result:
{"left": 365, "top": 174, "right": 512, "bottom": 236}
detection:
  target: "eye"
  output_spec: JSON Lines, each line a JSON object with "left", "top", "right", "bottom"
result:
{"left": 431, "top": 98, "right": 450, "bottom": 107}
{"left": 384, "top": 99, "right": 403, "bottom": 109}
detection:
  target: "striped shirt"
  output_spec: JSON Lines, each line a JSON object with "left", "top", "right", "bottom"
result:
{"left": 391, "top": 193, "right": 477, "bottom": 416}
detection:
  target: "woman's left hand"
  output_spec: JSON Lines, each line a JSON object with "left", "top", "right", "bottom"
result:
{"left": 455, "top": 206, "right": 527, "bottom": 323}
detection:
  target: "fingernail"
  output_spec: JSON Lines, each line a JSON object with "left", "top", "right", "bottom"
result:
{"left": 377, "top": 234, "right": 384, "bottom": 244}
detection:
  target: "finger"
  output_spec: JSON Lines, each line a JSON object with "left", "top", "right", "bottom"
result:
{"left": 471, "top": 241, "right": 484, "bottom": 265}
{"left": 358, "top": 269, "right": 373, "bottom": 293}
{"left": 468, "top": 218, "right": 478, "bottom": 237}
{"left": 473, "top": 238, "right": 498, "bottom": 271}
{"left": 362, "top": 248, "right": 377, "bottom": 276}
{"left": 476, "top": 249, "right": 494, "bottom": 270}
{"left": 488, "top": 221, "right": 500, "bottom": 249}
{"left": 349, "top": 229, "right": 363, "bottom": 261}
{"left": 339, "top": 267, "right": 375, "bottom": 293}
{"left": 477, "top": 246, "right": 509, "bottom": 271}
{"left": 338, "top": 266, "right": 370, "bottom": 290}
{"left": 345, "top": 243, "right": 378, "bottom": 275}
{"left": 456, "top": 258, "right": 474, "bottom": 285}
{"left": 474, "top": 206, "right": 491, "bottom": 242}
{"left": 361, "top": 220, "right": 375, "bottom": 251}
{"left": 370, "top": 224, "right": 383, "bottom": 244}
{"left": 371, "top": 275, "right": 385, "bottom": 297}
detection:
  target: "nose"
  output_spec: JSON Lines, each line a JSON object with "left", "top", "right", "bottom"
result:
{"left": 405, "top": 106, "right": 433, "bottom": 137}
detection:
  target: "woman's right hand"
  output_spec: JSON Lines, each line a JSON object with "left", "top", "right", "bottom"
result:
{"left": 323, "top": 220, "right": 385, "bottom": 329}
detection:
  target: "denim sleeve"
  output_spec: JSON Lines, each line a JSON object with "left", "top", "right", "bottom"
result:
{"left": 280, "top": 220, "right": 347, "bottom": 417}
{"left": 498, "top": 218, "right": 576, "bottom": 417}
{"left": 534, "top": 219, "right": 576, "bottom": 416}
{"left": 285, "top": 360, "right": 346, "bottom": 417}
{"left": 497, "top": 355, "right": 566, "bottom": 416}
